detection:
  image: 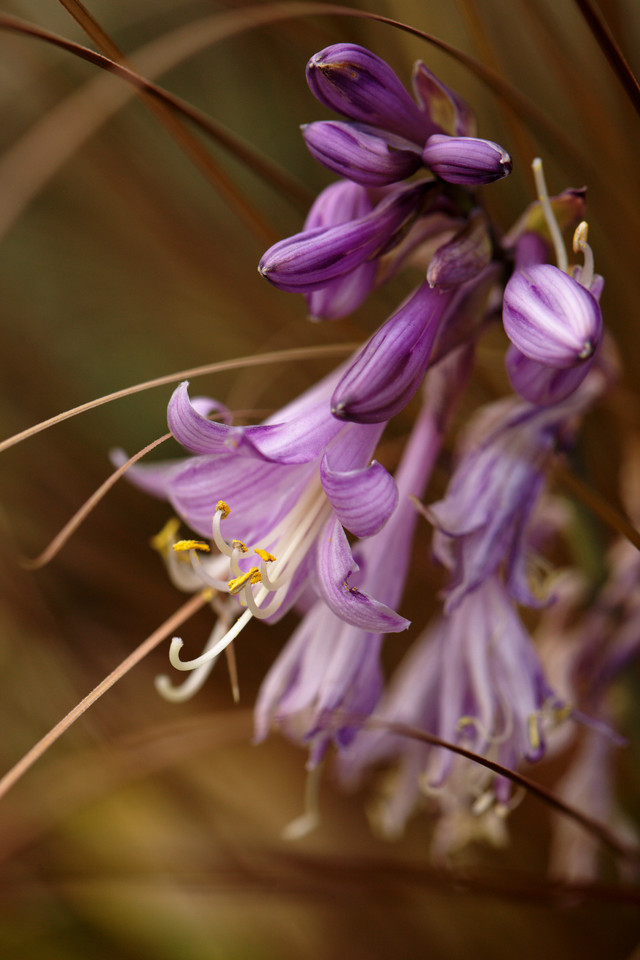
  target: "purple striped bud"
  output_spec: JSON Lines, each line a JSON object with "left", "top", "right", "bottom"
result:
{"left": 301, "top": 121, "right": 422, "bottom": 187}
{"left": 412, "top": 62, "right": 476, "bottom": 137}
{"left": 505, "top": 345, "right": 597, "bottom": 406}
{"left": 502, "top": 264, "right": 603, "bottom": 368}
{"left": 306, "top": 44, "right": 430, "bottom": 145}
{"left": 303, "top": 180, "right": 377, "bottom": 320}
{"left": 258, "top": 182, "right": 431, "bottom": 293}
{"left": 422, "top": 134, "right": 512, "bottom": 185}
{"left": 427, "top": 209, "right": 492, "bottom": 289}
{"left": 331, "top": 282, "right": 455, "bottom": 423}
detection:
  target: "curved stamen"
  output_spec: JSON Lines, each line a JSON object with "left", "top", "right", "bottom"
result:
{"left": 169, "top": 607, "right": 253, "bottom": 670}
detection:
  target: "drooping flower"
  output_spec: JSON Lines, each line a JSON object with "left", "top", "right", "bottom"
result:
{"left": 255, "top": 348, "right": 472, "bottom": 766}
{"left": 426, "top": 363, "right": 607, "bottom": 612}
{"left": 340, "top": 576, "right": 564, "bottom": 841}
{"left": 116, "top": 367, "right": 410, "bottom": 682}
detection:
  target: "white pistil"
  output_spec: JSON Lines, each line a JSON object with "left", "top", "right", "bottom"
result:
{"left": 573, "top": 220, "right": 595, "bottom": 290}
{"left": 532, "top": 157, "right": 568, "bottom": 274}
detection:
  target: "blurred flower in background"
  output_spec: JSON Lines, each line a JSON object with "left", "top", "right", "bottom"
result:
{"left": 0, "top": 2, "right": 639, "bottom": 959}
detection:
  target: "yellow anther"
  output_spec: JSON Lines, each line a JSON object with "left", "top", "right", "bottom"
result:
{"left": 150, "top": 517, "right": 181, "bottom": 555}
{"left": 173, "top": 539, "right": 210, "bottom": 553}
{"left": 228, "top": 567, "right": 262, "bottom": 595}
{"left": 573, "top": 220, "right": 589, "bottom": 254}
{"left": 232, "top": 539, "right": 248, "bottom": 553}
{"left": 217, "top": 501, "right": 230, "bottom": 519}
{"left": 457, "top": 716, "right": 476, "bottom": 731}
{"left": 554, "top": 704, "right": 572, "bottom": 723}
{"left": 255, "top": 548, "right": 276, "bottom": 562}
{"left": 528, "top": 713, "right": 541, "bottom": 751}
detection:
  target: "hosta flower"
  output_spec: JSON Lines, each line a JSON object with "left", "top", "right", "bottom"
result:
{"left": 255, "top": 349, "right": 471, "bottom": 765}
{"left": 422, "top": 134, "right": 512, "bottom": 185}
{"left": 118, "top": 368, "right": 409, "bottom": 677}
{"left": 258, "top": 181, "right": 433, "bottom": 294}
{"left": 427, "top": 368, "right": 604, "bottom": 612}
{"left": 502, "top": 263, "right": 603, "bottom": 368}
{"left": 330, "top": 281, "right": 457, "bottom": 423}
{"left": 302, "top": 121, "right": 422, "bottom": 187}
{"left": 341, "top": 577, "right": 564, "bottom": 840}
{"left": 298, "top": 180, "right": 377, "bottom": 321}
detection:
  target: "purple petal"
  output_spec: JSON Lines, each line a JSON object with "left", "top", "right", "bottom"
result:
{"left": 315, "top": 518, "right": 410, "bottom": 632}
{"left": 503, "top": 265, "right": 603, "bottom": 368}
{"left": 321, "top": 455, "right": 398, "bottom": 538}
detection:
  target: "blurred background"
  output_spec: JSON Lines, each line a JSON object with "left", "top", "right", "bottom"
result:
{"left": 0, "top": 0, "right": 639, "bottom": 956}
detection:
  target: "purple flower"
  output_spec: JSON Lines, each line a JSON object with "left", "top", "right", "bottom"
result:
{"left": 427, "top": 377, "right": 602, "bottom": 612}
{"left": 255, "top": 351, "right": 471, "bottom": 765}
{"left": 302, "top": 121, "right": 422, "bottom": 187}
{"left": 118, "top": 369, "right": 411, "bottom": 677}
{"left": 422, "top": 134, "right": 512, "bottom": 185}
{"left": 306, "top": 44, "right": 433, "bottom": 145}
{"left": 502, "top": 264, "right": 603, "bottom": 368}
{"left": 301, "top": 180, "right": 377, "bottom": 320}
{"left": 258, "top": 181, "right": 432, "bottom": 294}
{"left": 426, "top": 209, "right": 492, "bottom": 289}
{"left": 331, "top": 281, "right": 457, "bottom": 423}
{"left": 340, "top": 577, "right": 561, "bottom": 839}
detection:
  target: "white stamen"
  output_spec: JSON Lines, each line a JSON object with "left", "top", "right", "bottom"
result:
{"left": 169, "top": 607, "right": 253, "bottom": 670}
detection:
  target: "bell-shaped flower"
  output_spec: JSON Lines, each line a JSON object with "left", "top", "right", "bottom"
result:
{"left": 258, "top": 181, "right": 432, "bottom": 294}
{"left": 301, "top": 121, "right": 422, "bottom": 187}
{"left": 306, "top": 43, "right": 433, "bottom": 145}
{"left": 255, "top": 351, "right": 471, "bottom": 765}
{"left": 427, "top": 374, "right": 603, "bottom": 612}
{"left": 331, "top": 281, "right": 457, "bottom": 423}
{"left": 299, "top": 180, "right": 377, "bottom": 321}
{"left": 340, "top": 577, "right": 562, "bottom": 839}
{"left": 422, "top": 134, "right": 512, "bottom": 185}
{"left": 118, "top": 369, "right": 411, "bottom": 682}
{"left": 502, "top": 264, "right": 603, "bottom": 368}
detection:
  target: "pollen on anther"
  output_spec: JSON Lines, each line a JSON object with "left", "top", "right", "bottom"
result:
{"left": 255, "top": 548, "right": 277, "bottom": 562}
{"left": 173, "top": 539, "right": 211, "bottom": 553}
{"left": 150, "top": 517, "right": 181, "bottom": 555}
{"left": 228, "top": 566, "right": 262, "bottom": 595}
{"left": 232, "top": 539, "right": 248, "bottom": 553}
{"left": 217, "top": 500, "right": 230, "bottom": 519}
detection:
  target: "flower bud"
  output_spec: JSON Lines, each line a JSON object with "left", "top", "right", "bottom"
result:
{"left": 412, "top": 62, "right": 476, "bottom": 137}
{"left": 258, "top": 182, "right": 431, "bottom": 293}
{"left": 422, "top": 134, "right": 512, "bottom": 185}
{"left": 502, "top": 264, "right": 603, "bottom": 368}
{"left": 331, "top": 282, "right": 455, "bottom": 423}
{"left": 302, "top": 181, "right": 377, "bottom": 320}
{"left": 427, "top": 209, "right": 492, "bottom": 288}
{"left": 301, "top": 121, "right": 422, "bottom": 187}
{"left": 306, "top": 44, "right": 429, "bottom": 144}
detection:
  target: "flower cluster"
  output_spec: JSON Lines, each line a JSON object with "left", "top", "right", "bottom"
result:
{"left": 121, "top": 42, "right": 635, "bottom": 868}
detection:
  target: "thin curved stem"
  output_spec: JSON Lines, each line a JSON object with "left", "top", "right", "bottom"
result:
{"left": 0, "top": 592, "right": 209, "bottom": 802}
